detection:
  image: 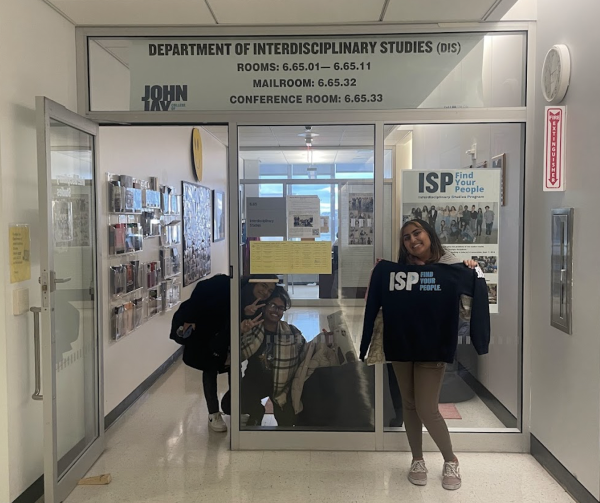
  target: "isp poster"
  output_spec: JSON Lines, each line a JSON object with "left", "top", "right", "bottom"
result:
{"left": 401, "top": 170, "right": 500, "bottom": 313}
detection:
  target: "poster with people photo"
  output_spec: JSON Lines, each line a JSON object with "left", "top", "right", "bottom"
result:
{"left": 348, "top": 194, "right": 374, "bottom": 246}
{"left": 401, "top": 170, "right": 501, "bottom": 313}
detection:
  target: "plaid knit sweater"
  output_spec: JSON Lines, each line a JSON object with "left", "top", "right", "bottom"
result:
{"left": 240, "top": 321, "right": 307, "bottom": 407}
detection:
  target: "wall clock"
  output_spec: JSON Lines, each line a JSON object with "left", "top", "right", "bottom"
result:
{"left": 191, "top": 127, "right": 203, "bottom": 181}
{"left": 541, "top": 44, "right": 571, "bottom": 104}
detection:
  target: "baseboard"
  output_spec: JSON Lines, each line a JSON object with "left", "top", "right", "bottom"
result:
{"left": 458, "top": 364, "right": 517, "bottom": 428}
{"left": 12, "top": 476, "right": 43, "bottom": 503}
{"left": 105, "top": 347, "right": 183, "bottom": 429}
{"left": 531, "top": 435, "right": 599, "bottom": 503}
{"left": 12, "top": 347, "right": 183, "bottom": 503}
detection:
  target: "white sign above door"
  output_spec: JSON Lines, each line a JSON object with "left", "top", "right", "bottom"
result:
{"left": 129, "top": 34, "right": 484, "bottom": 112}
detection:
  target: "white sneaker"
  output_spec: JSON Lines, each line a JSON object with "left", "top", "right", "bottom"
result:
{"left": 208, "top": 412, "right": 227, "bottom": 432}
{"left": 442, "top": 460, "right": 461, "bottom": 490}
{"left": 408, "top": 459, "right": 428, "bottom": 486}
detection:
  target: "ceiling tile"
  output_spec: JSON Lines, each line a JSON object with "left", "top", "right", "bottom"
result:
{"left": 241, "top": 140, "right": 280, "bottom": 147}
{"left": 238, "top": 148, "right": 374, "bottom": 165}
{"left": 49, "top": 0, "right": 216, "bottom": 25}
{"left": 240, "top": 151, "right": 287, "bottom": 163}
{"left": 384, "top": 0, "right": 500, "bottom": 22}
{"left": 209, "top": 0, "right": 384, "bottom": 24}
{"left": 47, "top": 0, "right": 518, "bottom": 26}
{"left": 238, "top": 126, "right": 388, "bottom": 148}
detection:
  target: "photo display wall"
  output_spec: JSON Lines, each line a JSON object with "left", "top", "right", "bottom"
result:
{"left": 182, "top": 181, "right": 212, "bottom": 286}
{"left": 348, "top": 194, "right": 374, "bottom": 246}
{"left": 401, "top": 170, "right": 500, "bottom": 313}
{"left": 107, "top": 173, "right": 182, "bottom": 341}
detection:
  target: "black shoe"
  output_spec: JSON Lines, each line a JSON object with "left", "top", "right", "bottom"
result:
{"left": 221, "top": 391, "right": 231, "bottom": 415}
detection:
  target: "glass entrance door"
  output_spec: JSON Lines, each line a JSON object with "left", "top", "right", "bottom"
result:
{"left": 36, "top": 97, "right": 103, "bottom": 503}
{"left": 233, "top": 125, "right": 377, "bottom": 448}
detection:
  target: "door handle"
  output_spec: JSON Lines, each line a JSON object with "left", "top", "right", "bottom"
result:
{"left": 39, "top": 271, "right": 71, "bottom": 294}
{"left": 30, "top": 307, "right": 43, "bottom": 401}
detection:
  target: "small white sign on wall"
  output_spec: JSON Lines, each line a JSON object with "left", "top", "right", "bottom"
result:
{"left": 543, "top": 106, "right": 566, "bottom": 192}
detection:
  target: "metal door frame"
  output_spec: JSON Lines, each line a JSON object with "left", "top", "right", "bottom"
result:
{"left": 36, "top": 97, "right": 104, "bottom": 503}
{"left": 229, "top": 119, "right": 524, "bottom": 453}
{"left": 73, "top": 21, "right": 535, "bottom": 454}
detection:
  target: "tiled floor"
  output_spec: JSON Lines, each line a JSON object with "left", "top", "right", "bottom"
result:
{"left": 64, "top": 362, "right": 575, "bottom": 503}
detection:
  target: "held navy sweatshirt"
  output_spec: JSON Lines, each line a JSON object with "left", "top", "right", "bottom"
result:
{"left": 360, "top": 261, "right": 490, "bottom": 363}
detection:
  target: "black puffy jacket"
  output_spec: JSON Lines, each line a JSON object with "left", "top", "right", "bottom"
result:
{"left": 170, "top": 274, "right": 231, "bottom": 373}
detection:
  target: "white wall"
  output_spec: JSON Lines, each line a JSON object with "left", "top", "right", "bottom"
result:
{"left": 497, "top": 0, "right": 538, "bottom": 20}
{"left": 99, "top": 126, "right": 228, "bottom": 413}
{"left": 411, "top": 124, "right": 523, "bottom": 417}
{"left": 392, "top": 133, "right": 412, "bottom": 262}
{"left": 0, "top": 0, "right": 77, "bottom": 500}
{"left": 89, "top": 41, "right": 130, "bottom": 111}
{"left": 528, "top": 1, "right": 600, "bottom": 498}
{"left": 420, "top": 33, "right": 526, "bottom": 109}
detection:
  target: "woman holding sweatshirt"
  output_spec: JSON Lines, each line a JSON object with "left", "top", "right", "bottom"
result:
{"left": 361, "top": 219, "right": 483, "bottom": 491}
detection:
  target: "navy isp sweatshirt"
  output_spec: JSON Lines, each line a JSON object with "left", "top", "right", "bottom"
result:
{"left": 360, "top": 261, "right": 490, "bottom": 363}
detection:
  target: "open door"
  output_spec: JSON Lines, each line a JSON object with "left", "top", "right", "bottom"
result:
{"left": 36, "top": 97, "right": 104, "bottom": 503}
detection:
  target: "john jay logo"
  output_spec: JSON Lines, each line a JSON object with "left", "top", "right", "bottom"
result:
{"left": 141, "top": 85, "right": 188, "bottom": 111}
{"left": 389, "top": 271, "right": 442, "bottom": 292}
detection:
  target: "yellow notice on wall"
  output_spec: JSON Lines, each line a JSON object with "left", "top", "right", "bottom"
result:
{"left": 250, "top": 241, "right": 332, "bottom": 275}
{"left": 9, "top": 225, "right": 31, "bottom": 283}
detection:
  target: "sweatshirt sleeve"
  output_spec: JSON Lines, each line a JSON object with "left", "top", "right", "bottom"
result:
{"left": 468, "top": 267, "right": 491, "bottom": 355}
{"left": 360, "top": 262, "right": 384, "bottom": 360}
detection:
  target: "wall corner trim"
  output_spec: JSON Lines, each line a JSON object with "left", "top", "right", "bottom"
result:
{"left": 105, "top": 347, "right": 184, "bottom": 429}
{"left": 530, "top": 434, "right": 599, "bottom": 503}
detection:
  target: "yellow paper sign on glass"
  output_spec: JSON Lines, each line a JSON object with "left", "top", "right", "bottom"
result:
{"left": 250, "top": 241, "right": 332, "bottom": 275}
{"left": 9, "top": 225, "right": 31, "bottom": 283}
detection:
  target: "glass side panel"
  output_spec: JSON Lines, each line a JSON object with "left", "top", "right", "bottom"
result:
{"left": 49, "top": 119, "right": 99, "bottom": 478}
{"left": 382, "top": 122, "right": 523, "bottom": 434}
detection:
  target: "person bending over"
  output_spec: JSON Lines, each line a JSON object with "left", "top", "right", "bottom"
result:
{"left": 176, "top": 274, "right": 276, "bottom": 433}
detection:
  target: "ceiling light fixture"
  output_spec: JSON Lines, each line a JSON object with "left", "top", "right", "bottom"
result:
{"left": 298, "top": 126, "right": 319, "bottom": 145}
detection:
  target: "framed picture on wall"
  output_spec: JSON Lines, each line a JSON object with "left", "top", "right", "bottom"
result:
{"left": 491, "top": 153, "right": 507, "bottom": 206}
{"left": 182, "top": 181, "right": 211, "bottom": 286}
{"left": 212, "top": 190, "right": 225, "bottom": 242}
